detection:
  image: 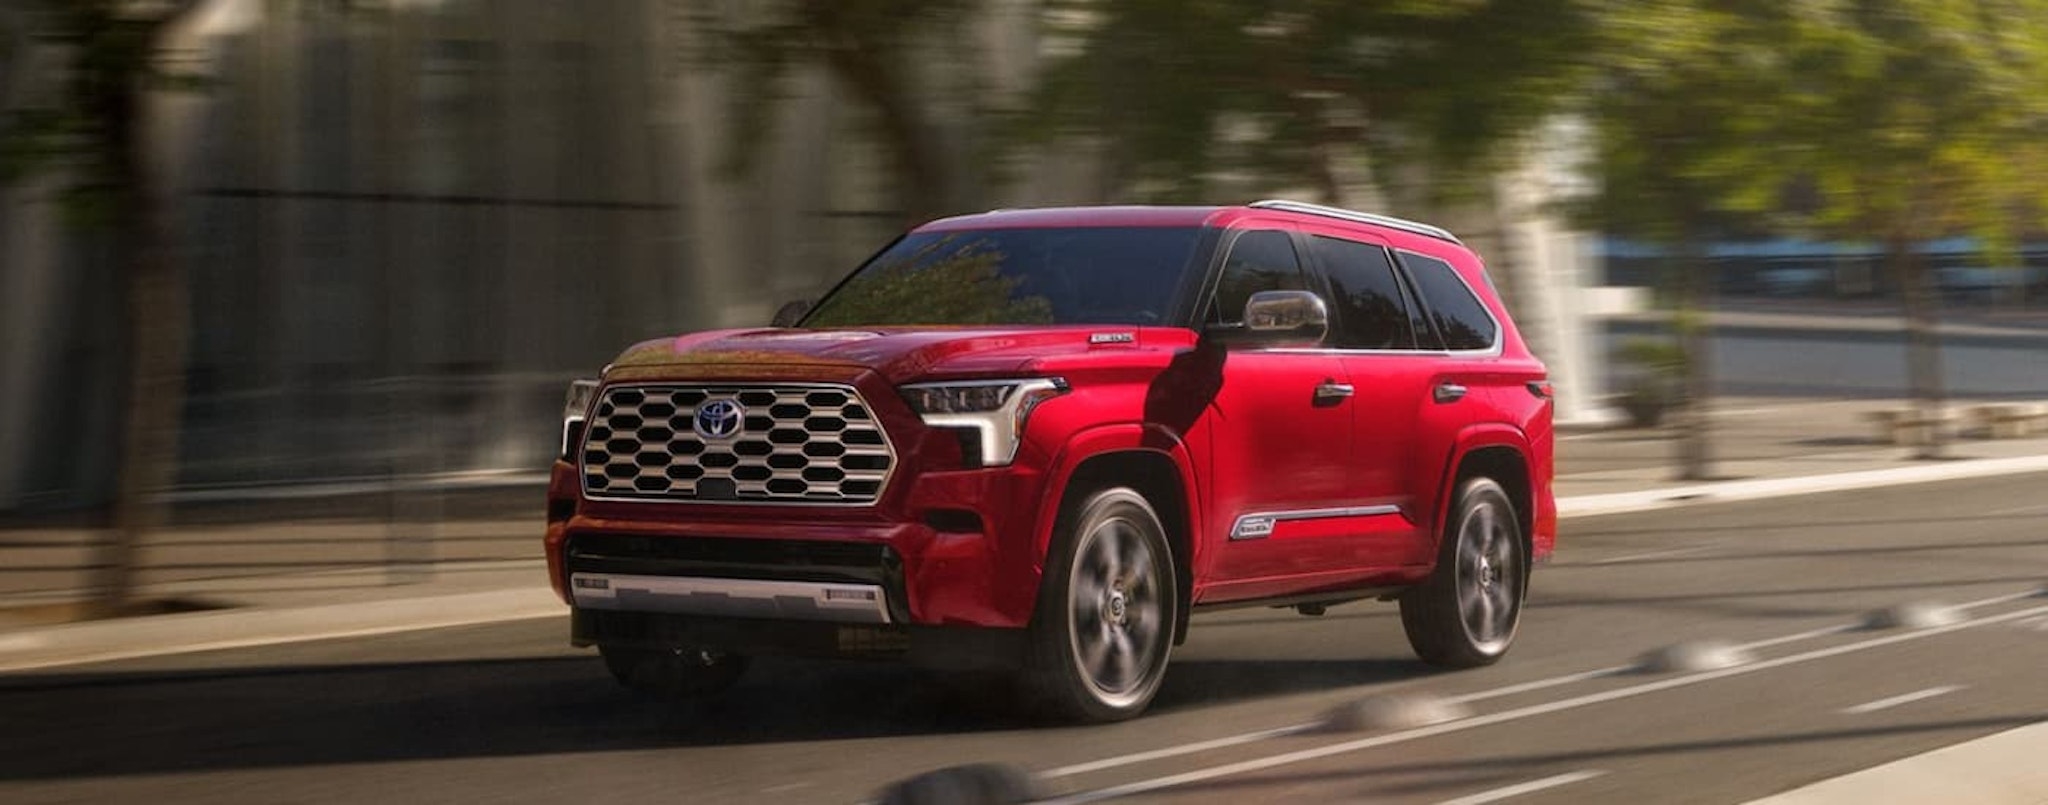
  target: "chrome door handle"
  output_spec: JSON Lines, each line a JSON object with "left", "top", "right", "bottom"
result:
{"left": 1434, "top": 383, "right": 1468, "bottom": 404}
{"left": 1314, "top": 380, "right": 1355, "bottom": 405}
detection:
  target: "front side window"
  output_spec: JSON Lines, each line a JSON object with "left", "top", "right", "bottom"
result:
{"left": 1310, "top": 235, "right": 1415, "bottom": 349}
{"left": 1399, "top": 251, "right": 1498, "bottom": 351}
{"left": 804, "top": 227, "right": 1204, "bottom": 327}
{"left": 1207, "top": 229, "right": 1308, "bottom": 325}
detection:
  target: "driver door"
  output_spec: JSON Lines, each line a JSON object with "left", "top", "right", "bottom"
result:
{"left": 1201, "top": 228, "right": 1361, "bottom": 597}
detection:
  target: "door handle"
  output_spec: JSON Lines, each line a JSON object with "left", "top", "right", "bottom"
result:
{"left": 1434, "top": 382, "right": 1469, "bottom": 404}
{"left": 1314, "top": 380, "right": 1354, "bottom": 406}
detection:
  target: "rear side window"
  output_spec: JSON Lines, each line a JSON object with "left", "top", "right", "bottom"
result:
{"left": 1309, "top": 235, "right": 1414, "bottom": 349}
{"left": 1207, "top": 229, "right": 1308, "bottom": 325}
{"left": 1399, "top": 251, "right": 1498, "bottom": 351}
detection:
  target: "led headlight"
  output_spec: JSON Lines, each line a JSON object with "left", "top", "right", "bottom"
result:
{"left": 900, "top": 378, "right": 1067, "bottom": 467}
{"left": 561, "top": 378, "right": 600, "bottom": 460}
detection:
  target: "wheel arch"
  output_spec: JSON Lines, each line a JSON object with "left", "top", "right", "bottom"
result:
{"left": 1439, "top": 430, "right": 1534, "bottom": 569}
{"left": 1035, "top": 427, "right": 1202, "bottom": 646}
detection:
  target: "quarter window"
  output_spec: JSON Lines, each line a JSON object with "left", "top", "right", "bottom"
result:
{"left": 1207, "top": 230, "right": 1308, "bottom": 325}
{"left": 1309, "top": 235, "right": 1415, "bottom": 349}
{"left": 1399, "top": 251, "right": 1498, "bottom": 351}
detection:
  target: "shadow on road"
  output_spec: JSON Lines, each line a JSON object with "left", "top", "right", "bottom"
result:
{"left": 0, "top": 652, "right": 1432, "bottom": 781}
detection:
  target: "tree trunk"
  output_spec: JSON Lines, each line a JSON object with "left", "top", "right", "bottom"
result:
{"left": 819, "top": 39, "right": 950, "bottom": 226}
{"left": 1895, "top": 240, "right": 1948, "bottom": 459}
{"left": 1674, "top": 240, "right": 1716, "bottom": 481}
{"left": 87, "top": 38, "right": 190, "bottom": 619}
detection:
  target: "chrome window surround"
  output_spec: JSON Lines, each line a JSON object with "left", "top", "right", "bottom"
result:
{"left": 1230, "top": 505, "right": 1404, "bottom": 540}
{"left": 579, "top": 382, "right": 897, "bottom": 506}
{"left": 1248, "top": 199, "right": 1463, "bottom": 244}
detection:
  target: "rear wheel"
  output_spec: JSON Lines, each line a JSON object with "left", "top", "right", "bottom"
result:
{"left": 1400, "top": 477, "right": 1525, "bottom": 668}
{"left": 1024, "top": 487, "right": 1177, "bottom": 723}
{"left": 600, "top": 644, "right": 748, "bottom": 699}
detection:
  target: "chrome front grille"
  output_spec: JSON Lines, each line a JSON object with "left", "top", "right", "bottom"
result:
{"left": 580, "top": 384, "right": 894, "bottom": 504}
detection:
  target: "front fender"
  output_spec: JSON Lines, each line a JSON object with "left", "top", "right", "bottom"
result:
{"left": 1032, "top": 423, "right": 1205, "bottom": 567}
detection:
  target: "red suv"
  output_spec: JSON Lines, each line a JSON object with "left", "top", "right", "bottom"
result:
{"left": 546, "top": 200, "right": 1555, "bottom": 722}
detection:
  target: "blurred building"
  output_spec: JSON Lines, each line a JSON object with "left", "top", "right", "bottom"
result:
{"left": 0, "top": 0, "right": 1611, "bottom": 510}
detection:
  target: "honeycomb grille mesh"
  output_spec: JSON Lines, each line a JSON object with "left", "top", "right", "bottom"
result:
{"left": 580, "top": 384, "right": 893, "bottom": 504}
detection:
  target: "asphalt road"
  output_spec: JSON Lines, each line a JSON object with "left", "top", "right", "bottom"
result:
{"left": 5, "top": 475, "right": 2048, "bottom": 804}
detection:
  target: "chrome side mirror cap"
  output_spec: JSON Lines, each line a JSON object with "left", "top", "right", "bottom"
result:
{"left": 1206, "top": 290, "right": 1328, "bottom": 347}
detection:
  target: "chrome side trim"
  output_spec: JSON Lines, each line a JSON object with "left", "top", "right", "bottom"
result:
{"left": 1248, "top": 199, "right": 1463, "bottom": 244}
{"left": 569, "top": 573, "right": 893, "bottom": 624}
{"left": 1230, "top": 504, "right": 1403, "bottom": 540}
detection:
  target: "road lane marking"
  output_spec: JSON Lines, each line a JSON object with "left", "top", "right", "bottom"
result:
{"left": 1041, "top": 587, "right": 2037, "bottom": 783}
{"left": 1841, "top": 685, "right": 1964, "bottom": 715}
{"left": 1984, "top": 502, "right": 2048, "bottom": 517}
{"left": 1044, "top": 727, "right": 1307, "bottom": 777}
{"left": 1047, "top": 602, "right": 2048, "bottom": 804}
{"left": 1436, "top": 770, "right": 1607, "bottom": 805}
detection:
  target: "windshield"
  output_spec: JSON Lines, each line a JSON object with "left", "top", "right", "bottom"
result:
{"left": 802, "top": 226, "right": 1204, "bottom": 327}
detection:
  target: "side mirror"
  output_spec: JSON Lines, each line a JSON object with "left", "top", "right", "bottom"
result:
{"left": 1206, "top": 290, "right": 1329, "bottom": 347}
{"left": 771, "top": 299, "right": 812, "bottom": 328}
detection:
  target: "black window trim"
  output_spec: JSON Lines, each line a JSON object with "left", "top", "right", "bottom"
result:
{"left": 1194, "top": 225, "right": 1314, "bottom": 330}
{"left": 1296, "top": 231, "right": 1422, "bottom": 352}
{"left": 1264, "top": 245, "right": 1503, "bottom": 358}
{"left": 1391, "top": 248, "right": 1505, "bottom": 357}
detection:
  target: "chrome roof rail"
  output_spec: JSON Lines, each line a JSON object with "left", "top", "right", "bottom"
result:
{"left": 1246, "top": 199, "right": 1462, "bottom": 244}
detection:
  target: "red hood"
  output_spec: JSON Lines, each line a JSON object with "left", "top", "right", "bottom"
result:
{"left": 605, "top": 325, "right": 1180, "bottom": 384}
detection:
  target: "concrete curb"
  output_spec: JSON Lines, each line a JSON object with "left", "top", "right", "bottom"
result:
{"left": 1744, "top": 720, "right": 2048, "bottom": 804}
{"left": 4, "top": 453, "right": 2047, "bottom": 672}
{"left": 0, "top": 587, "right": 565, "bottom": 673}
{"left": 1557, "top": 454, "right": 2048, "bottom": 519}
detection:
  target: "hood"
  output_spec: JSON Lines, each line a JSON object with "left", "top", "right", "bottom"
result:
{"left": 606, "top": 325, "right": 1171, "bottom": 384}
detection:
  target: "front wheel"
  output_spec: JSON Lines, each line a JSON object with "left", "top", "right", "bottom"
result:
{"left": 1400, "top": 477, "right": 1526, "bottom": 668}
{"left": 1024, "top": 487, "right": 1177, "bottom": 723}
{"left": 600, "top": 644, "right": 748, "bottom": 699}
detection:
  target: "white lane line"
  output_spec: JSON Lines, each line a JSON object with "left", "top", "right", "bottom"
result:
{"left": 1592, "top": 546, "right": 1715, "bottom": 565}
{"left": 1984, "top": 502, "right": 2048, "bottom": 517}
{"left": 1041, "top": 587, "right": 2038, "bottom": 782}
{"left": 1447, "top": 667, "right": 1629, "bottom": 705}
{"left": 1046, "top": 602, "right": 2048, "bottom": 804}
{"left": 1435, "top": 770, "right": 1608, "bottom": 805}
{"left": 1043, "top": 726, "right": 1306, "bottom": 777}
{"left": 1841, "top": 685, "right": 1964, "bottom": 715}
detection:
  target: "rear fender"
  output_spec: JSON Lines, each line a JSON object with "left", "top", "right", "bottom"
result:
{"left": 1431, "top": 424, "right": 1534, "bottom": 557}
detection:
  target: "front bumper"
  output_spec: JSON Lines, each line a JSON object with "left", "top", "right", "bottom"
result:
{"left": 544, "top": 444, "right": 1054, "bottom": 629}
{"left": 570, "top": 609, "right": 1028, "bottom": 670}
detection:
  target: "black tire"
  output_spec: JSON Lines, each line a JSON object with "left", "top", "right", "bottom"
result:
{"left": 1023, "top": 487, "right": 1178, "bottom": 723}
{"left": 1400, "top": 477, "right": 1526, "bottom": 668}
{"left": 600, "top": 644, "right": 748, "bottom": 699}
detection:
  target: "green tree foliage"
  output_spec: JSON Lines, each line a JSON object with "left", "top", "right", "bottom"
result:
{"left": 1028, "top": 0, "right": 1606, "bottom": 202}
{"left": 1785, "top": 0, "right": 2048, "bottom": 457}
{"left": 1577, "top": 1, "right": 1809, "bottom": 479}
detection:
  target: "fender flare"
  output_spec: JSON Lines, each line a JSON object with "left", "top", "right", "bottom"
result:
{"left": 1029, "top": 423, "right": 1205, "bottom": 642}
{"left": 1429, "top": 423, "right": 1534, "bottom": 552}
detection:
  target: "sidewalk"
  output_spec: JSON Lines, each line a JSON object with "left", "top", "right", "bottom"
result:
{"left": 4, "top": 396, "right": 2048, "bottom": 671}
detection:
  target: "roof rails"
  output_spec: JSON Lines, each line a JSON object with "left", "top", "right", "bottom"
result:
{"left": 1246, "top": 199, "right": 1462, "bottom": 245}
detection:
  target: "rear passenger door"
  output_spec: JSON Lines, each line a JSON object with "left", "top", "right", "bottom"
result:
{"left": 1305, "top": 234, "right": 1438, "bottom": 567}
{"left": 1395, "top": 248, "right": 1509, "bottom": 549}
